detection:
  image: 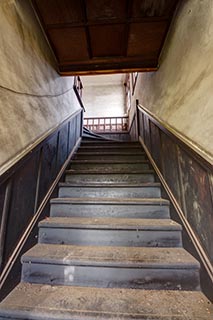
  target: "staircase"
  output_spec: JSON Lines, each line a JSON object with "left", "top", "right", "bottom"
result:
{"left": 0, "top": 139, "right": 212, "bottom": 319}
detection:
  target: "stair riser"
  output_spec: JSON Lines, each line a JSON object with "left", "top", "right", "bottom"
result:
{"left": 50, "top": 204, "right": 170, "bottom": 219}
{"left": 39, "top": 228, "right": 182, "bottom": 247}
{"left": 74, "top": 154, "right": 147, "bottom": 161}
{"left": 22, "top": 263, "right": 200, "bottom": 291}
{"left": 65, "top": 173, "right": 155, "bottom": 183}
{"left": 58, "top": 186, "right": 161, "bottom": 199}
{"left": 69, "top": 163, "right": 150, "bottom": 171}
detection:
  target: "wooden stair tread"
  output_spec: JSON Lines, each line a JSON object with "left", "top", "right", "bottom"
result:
{"left": 79, "top": 145, "right": 142, "bottom": 149}
{"left": 76, "top": 151, "right": 145, "bottom": 155}
{"left": 71, "top": 159, "right": 149, "bottom": 163}
{"left": 50, "top": 197, "right": 170, "bottom": 205}
{"left": 39, "top": 217, "right": 181, "bottom": 231}
{"left": 1, "top": 284, "right": 212, "bottom": 320}
{"left": 59, "top": 182, "right": 160, "bottom": 187}
{"left": 22, "top": 244, "right": 199, "bottom": 269}
{"left": 66, "top": 169, "right": 154, "bottom": 174}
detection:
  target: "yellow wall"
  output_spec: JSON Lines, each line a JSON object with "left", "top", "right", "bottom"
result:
{"left": 133, "top": 0, "right": 213, "bottom": 163}
{"left": 0, "top": 0, "right": 80, "bottom": 175}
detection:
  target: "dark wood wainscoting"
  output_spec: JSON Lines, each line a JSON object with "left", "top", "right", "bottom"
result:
{"left": 129, "top": 110, "right": 138, "bottom": 141}
{"left": 0, "top": 109, "right": 83, "bottom": 300}
{"left": 136, "top": 104, "right": 213, "bottom": 300}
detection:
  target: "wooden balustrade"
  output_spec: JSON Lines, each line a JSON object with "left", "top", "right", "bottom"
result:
{"left": 84, "top": 116, "right": 129, "bottom": 132}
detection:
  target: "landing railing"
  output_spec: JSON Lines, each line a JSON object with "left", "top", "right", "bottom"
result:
{"left": 84, "top": 116, "right": 129, "bottom": 133}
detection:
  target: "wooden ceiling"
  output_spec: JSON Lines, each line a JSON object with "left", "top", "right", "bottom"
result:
{"left": 32, "top": 0, "right": 179, "bottom": 75}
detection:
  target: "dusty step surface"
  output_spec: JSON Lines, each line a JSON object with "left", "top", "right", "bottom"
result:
{"left": 65, "top": 172, "right": 155, "bottom": 183}
{"left": 79, "top": 145, "right": 141, "bottom": 149}
{"left": 74, "top": 153, "right": 147, "bottom": 160}
{"left": 39, "top": 216, "right": 181, "bottom": 231}
{"left": 79, "top": 145, "right": 143, "bottom": 150}
{"left": 69, "top": 161, "right": 150, "bottom": 171}
{"left": 81, "top": 140, "right": 141, "bottom": 146}
{"left": 50, "top": 197, "right": 170, "bottom": 219}
{"left": 59, "top": 182, "right": 159, "bottom": 187}
{"left": 21, "top": 244, "right": 200, "bottom": 290}
{"left": 71, "top": 159, "right": 149, "bottom": 164}
{"left": 58, "top": 183, "right": 161, "bottom": 198}
{"left": 22, "top": 244, "right": 199, "bottom": 269}
{"left": 0, "top": 284, "right": 212, "bottom": 320}
{"left": 77, "top": 148, "right": 144, "bottom": 154}
{"left": 66, "top": 168, "right": 154, "bottom": 174}
{"left": 38, "top": 217, "right": 182, "bottom": 247}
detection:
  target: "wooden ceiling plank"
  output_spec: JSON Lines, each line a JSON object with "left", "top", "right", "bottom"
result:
{"left": 32, "top": 0, "right": 179, "bottom": 75}
{"left": 123, "top": 0, "right": 133, "bottom": 57}
{"left": 131, "top": 0, "right": 178, "bottom": 18}
{"left": 59, "top": 58, "right": 158, "bottom": 73}
{"left": 58, "top": 55, "right": 158, "bottom": 66}
{"left": 85, "top": 0, "right": 126, "bottom": 22}
{"left": 48, "top": 27, "right": 89, "bottom": 62}
{"left": 89, "top": 24, "right": 126, "bottom": 58}
{"left": 45, "top": 16, "right": 171, "bottom": 30}
{"left": 81, "top": 0, "right": 93, "bottom": 59}
{"left": 59, "top": 67, "right": 158, "bottom": 76}
{"left": 127, "top": 20, "right": 169, "bottom": 57}
{"left": 31, "top": 0, "right": 60, "bottom": 64}
{"left": 33, "top": 0, "right": 84, "bottom": 25}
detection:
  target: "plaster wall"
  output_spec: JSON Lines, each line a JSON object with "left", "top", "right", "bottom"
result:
{"left": 133, "top": 0, "right": 213, "bottom": 163}
{"left": 82, "top": 75, "right": 126, "bottom": 118}
{"left": 0, "top": 0, "right": 80, "bottom": 174}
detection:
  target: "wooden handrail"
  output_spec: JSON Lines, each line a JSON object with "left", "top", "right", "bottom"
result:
{"left": 137, "top": 104, "right": 213, "bottom": 167}
{"left": 73, "top": 76, "right": 85, "bottom": 112}
{"left": 139, "top": 136, "right": 213, "bottom": 285}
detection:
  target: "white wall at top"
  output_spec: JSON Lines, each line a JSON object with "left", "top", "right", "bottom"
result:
{"left": 0, "top": 0, "right": 81, "bottom": 174}
{"left": 132, "top": 0, "right": 213, "bottom": 163}
{"left": 82, "top": 74, "right": 126, "bottom": 117}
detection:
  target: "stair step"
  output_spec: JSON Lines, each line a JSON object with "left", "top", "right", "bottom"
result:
{"left": 78, "top": 147, "right": 144, "bottom": 154}
{"left": 38, "top": 217, "right": 182, "bottom": 247}
{"left": 21, "top": 244, "right": 200, "bottom": 290}
{"left": 65, "top": 171, "right": 155, "bottom": 183}
{"left": 0, "top": 283, "right": 212, "bottom": 320}
{"left": 1, "top": 140, "right": 209, "bottom": 318}
{"left": 74, "top": 153, "right": 147, "bottom": 160}
{"left": 71, "top": 159, "right": 149, "bottom": 163}
{"left": 58, "top": 183, "right": 161, "bottom": 198}
{"left": 69, "top": 161, "right": 150, "bottom": 171}
{"left": 59, "top": 182, "right": 158, "bottom": 186}
{"left": 81, "top": 141, "right": 140, "bottom": 146}
{"left": 66, "top": 168, "right": 154, "bottom": 174}
{"left": 82, "top": 136, "right": 106, "bottom": 141}
{"left": 50, "top": 197, "right": 170, "bottom": 219}
{"left": 79, "top": 145, "right": 143, "bottom": 150}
